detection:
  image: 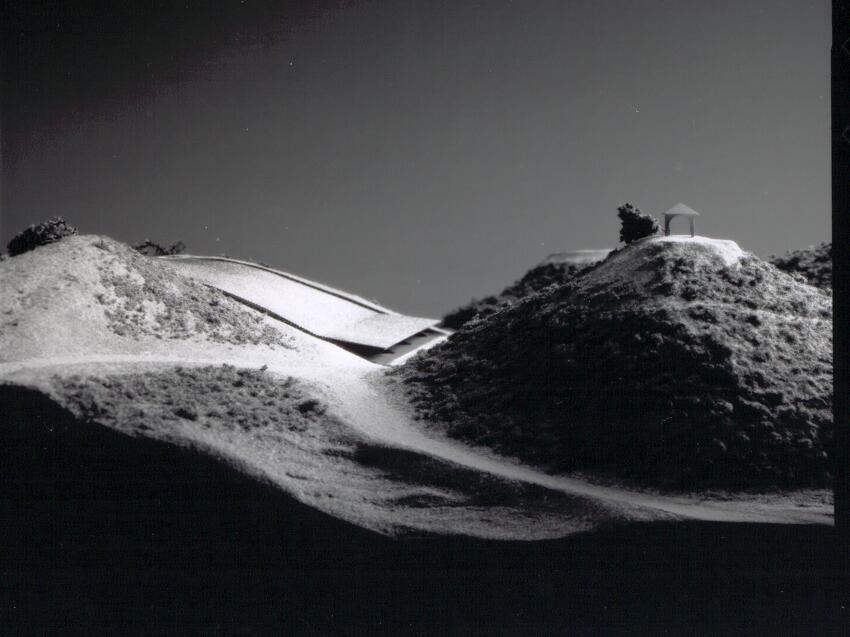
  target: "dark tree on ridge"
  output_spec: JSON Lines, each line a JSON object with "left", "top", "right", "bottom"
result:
{"left": 6, "top": 217, "right": 79, "bottom": 256}
{"left": 617, "top": 203, "right": 660, "bottom": 244}
{"left": 133, "top": 240, "right": 187, "bottom": 256}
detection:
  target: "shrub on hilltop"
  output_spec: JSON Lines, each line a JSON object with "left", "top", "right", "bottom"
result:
{"left": 618, "top": 203, "right": 659, "bottom": 244}
{"left": 7, "top": 217, "right": 78, "bottom": 256}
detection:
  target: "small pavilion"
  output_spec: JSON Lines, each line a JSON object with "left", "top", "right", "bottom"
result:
{"left": 663, "top": 203, "right": 700, "bottom": 237}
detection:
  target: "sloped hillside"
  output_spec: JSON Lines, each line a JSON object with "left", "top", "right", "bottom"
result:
{"left": 442, "top": 250, "right": 609, "bottom": 329}
{"left": 769, "top": 242, "right": 831, "bottom": 290}
{"left": 397, "top": 236, "right": 833, "bottom": 489}
{"left": 0, "top": 234, "right": 651, "bottom": 539}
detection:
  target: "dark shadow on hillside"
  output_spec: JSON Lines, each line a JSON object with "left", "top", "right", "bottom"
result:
{"left": 1, "top": 386, "right": 846, "bottom": 635}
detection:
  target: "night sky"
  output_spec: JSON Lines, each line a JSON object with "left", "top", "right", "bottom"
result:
{"left": 2, "top": 0, "right": 830, "bottom": 316}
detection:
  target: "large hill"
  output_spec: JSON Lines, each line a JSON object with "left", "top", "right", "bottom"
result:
{"left": 396, "top": 236, "right": 833, "bottom": 489}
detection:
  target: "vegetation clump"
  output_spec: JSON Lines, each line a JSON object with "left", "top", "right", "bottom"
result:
{"left": 133, "top": 239, "right": 186, "bottom": 256}
{"left": 7, "top": 217, "right": 78, "bottom": 256}
{"left": 769, "top": 242, "right": 831, "bottom": 290}
{"left": 57, "top": 365, "right": 332, "bottom": 439}
{"left": 618, "top": 203, "right": 659, "bottom": 244}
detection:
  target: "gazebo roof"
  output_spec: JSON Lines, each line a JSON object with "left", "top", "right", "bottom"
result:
{"left": 663, "top": 203, "right": 700, "bottom": 217}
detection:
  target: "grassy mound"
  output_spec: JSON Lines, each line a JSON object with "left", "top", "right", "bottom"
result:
{"left": 0, "top": 235, "right": 291, "bottom": 361}
{"left": 442, "top": 253, "right": 606, "bottom": 329}
{"left": 54, "top": 364, "right": 331, "bottom": 441}
{"left": 90, "top": 238, "right": 287, "bottom": 346}
{"left": 396, "top": 237, "right": 833, "bottom": 489}
{"left": 769, "top": 242, "right": 831, "bottom": 290}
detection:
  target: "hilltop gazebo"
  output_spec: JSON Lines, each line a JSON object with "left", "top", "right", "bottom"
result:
{"left": 663, "top": 203, "right": 700, "bottom": 237}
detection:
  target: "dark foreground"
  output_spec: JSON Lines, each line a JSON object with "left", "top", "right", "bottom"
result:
{"left": 2, "top": 387, "right": 847, "bottom": 635}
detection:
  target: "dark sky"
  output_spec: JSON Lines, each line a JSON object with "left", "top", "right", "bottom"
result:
{"left": 2, "top": 0, "right": 830, "bottom": 316}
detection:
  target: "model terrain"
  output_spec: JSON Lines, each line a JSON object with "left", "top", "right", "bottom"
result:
{"left": 1, "top": 231, "right": 834, "bottom": 531}
{"left": 1, "top": 226, "right": 840, "bottom": 633}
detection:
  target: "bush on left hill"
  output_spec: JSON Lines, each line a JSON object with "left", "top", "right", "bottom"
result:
{"left": 7, "top": 217, "right": 78, "bottom": 256}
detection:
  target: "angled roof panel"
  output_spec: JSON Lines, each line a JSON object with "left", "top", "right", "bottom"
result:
{"left": 664, "top": 203, "right": 700, "bottom": 217}
{"left": 336, "top": 313, "right": 442, "bottom": 350}
{"left": 160, "top": 256, "right": 439, "bottom": 350}
{"left": 539, "top": 249, "right": 611, "bottom": 266}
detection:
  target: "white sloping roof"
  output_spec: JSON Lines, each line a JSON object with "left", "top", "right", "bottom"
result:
{"left": 664, "top": 203, "right": 700, "bottom": 217}
{"left": 539, "top": 249, "right": 611, "bottom": 266}
{"left": 160, "top": 256, "right": 439, "bottom": 350}
{"left": 367, "top": 327, "right": 450, "bottom": 366}
{"left": 327, "top": 313, "right": 442, "bottom": 350}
